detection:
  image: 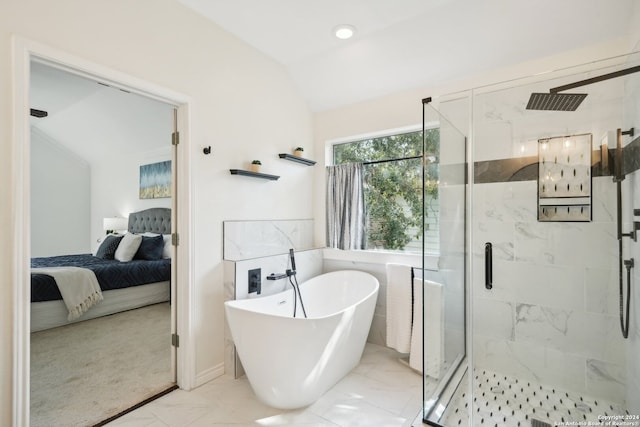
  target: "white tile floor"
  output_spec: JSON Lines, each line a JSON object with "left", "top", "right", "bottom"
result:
{"left": 106, "top": 343, "right": 424, "bottom": 427}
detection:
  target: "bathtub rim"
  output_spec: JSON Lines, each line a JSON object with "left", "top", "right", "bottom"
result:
{"left": 224, "top": 269, "right": 379, "bottom": 321}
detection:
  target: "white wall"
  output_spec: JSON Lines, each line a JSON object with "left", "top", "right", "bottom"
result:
{"left": 1, "top": 0, "right": 314, "bottom": 423}
{"left": 30, "top": 127, "right": 91, "bottom": 257}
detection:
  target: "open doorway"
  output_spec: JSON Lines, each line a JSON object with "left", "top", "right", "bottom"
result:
{"left": 27, "top": 58, "right": 179, "bottom": 426}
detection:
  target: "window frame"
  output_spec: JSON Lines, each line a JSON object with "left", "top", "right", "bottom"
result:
{"left": 326, "top": 122, "right": 440, "bottom": 256}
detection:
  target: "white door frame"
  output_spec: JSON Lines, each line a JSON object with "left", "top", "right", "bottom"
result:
{"left": 11, "top": 36, "right": 196, "bottom": 426}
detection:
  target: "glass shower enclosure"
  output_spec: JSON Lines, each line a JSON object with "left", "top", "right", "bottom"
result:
{"left": 422, "top": 51, "right": 640, "bottom": 426}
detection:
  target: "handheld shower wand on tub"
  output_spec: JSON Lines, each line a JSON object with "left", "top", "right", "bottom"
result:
{"left": 287, "top": 248, "right": 297, "bottom": 277}
{"left": 288, "top": 249, "right": 307, "bottom": 318}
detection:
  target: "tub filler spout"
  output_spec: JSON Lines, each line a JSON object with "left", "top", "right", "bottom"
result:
{"left": 266, "top": 273, "right": 288, "bottom": 280}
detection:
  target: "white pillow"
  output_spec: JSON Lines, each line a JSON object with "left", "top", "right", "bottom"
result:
{"left": 162, "top": 234, "right": 172, "bottom": 259}
{"left": 115, "top": 233, "right": 142, "bottom": 262}
{"left": 142, "top": 232, "right": 173, "bottom": 259}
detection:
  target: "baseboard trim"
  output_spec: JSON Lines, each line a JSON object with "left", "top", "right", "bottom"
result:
{"left": 196, "top": 362, "right": 225, "bottom": 387}
{"left": 92, "top": 384, "right": 179, "bottom": 427}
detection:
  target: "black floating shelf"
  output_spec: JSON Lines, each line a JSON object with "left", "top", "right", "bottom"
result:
{"left": 229, "top": 169, "right": 280, "bottom": 180}
{"left": 278, "top": 153, "right": 316, "bottom": 166}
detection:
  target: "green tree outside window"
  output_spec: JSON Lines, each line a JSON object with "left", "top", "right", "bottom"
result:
{"left": 333, "top": 129, "right": 440, "bottom": 252}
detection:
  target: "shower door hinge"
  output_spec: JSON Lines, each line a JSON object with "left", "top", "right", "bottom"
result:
{"left": 171, "top": 333, "right": 180, "bottom": 347}
{"left": 172, "top": 232, "right": 179, "bottom": 246}
{"left": 172, "top": 131, "right": 180, "bottom": 146}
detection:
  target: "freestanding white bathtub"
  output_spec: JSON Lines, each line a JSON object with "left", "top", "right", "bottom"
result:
{"left": 224, "top": 270, "right": 379, "bottom": 409}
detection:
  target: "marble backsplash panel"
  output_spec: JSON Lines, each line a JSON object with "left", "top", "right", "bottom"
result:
{"left": 223, "top": 219, "right": 315, "bottom": 261}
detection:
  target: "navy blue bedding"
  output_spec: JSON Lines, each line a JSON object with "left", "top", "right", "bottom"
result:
{"left": 31, "top": 254, "right": 171, "bottom": 303}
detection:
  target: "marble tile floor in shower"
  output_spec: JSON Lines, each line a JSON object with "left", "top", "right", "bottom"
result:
{"left": 440, "top": 368, "right": 629, "bottom": 427}
{"left": 106, "top": 343, "right": 430, "bottom": 427}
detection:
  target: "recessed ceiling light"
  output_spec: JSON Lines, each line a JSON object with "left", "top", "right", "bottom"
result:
{"left": 334, "top": 24, "right": 356, "bottom": 40}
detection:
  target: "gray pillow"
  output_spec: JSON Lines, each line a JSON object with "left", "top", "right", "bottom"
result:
{"left": 95, "top": 235, "right": 124, "bottom": 260}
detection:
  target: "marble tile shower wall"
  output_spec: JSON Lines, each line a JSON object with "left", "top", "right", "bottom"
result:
{"left": 472, "top": 177, "right": 627, "bottom": 403}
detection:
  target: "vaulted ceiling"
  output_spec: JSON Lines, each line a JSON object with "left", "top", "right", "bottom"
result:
{"left": 178, "top": 0, "right": 636, "bottom": 111}
{"left": 29, "top": 61, "right": 174, "bottom": 165}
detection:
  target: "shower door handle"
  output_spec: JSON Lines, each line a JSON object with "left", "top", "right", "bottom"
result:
{"left": 484, "top": 242, "right": 493, "bottom": 290}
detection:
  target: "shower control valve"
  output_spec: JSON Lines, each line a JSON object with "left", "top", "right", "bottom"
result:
{"left": 633, "top": 222, "right": 640, "bottom": 242}
{"left": 622, "top": 222, "right": 640, "bottom": 242}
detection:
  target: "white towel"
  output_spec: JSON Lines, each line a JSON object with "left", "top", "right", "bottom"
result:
{"left": 409, "top": 278, "right": 443, "bottom": 378}
{"left": 385, "top": 263, "right": 413, "bottom": 353}
{"left": 32, "top": 267, "right": 103, "bottom": 320}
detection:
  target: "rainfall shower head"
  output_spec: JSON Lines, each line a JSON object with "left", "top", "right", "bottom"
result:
{"left": 526, "top": 64, "right": 640, "bottom": 112}
{"left": 526, "top": 92, "right": 587, "bottom": 111}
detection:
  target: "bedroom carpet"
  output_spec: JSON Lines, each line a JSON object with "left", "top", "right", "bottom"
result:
{"left": 30, "top": 302, "right": 173, "bottom": 427}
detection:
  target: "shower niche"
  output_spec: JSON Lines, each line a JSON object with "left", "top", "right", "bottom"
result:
{"left": 537, "top": 133, "right": 592, "bottom": 221}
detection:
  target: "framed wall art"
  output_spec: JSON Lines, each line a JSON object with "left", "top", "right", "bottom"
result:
{"left": 139, "top": 160, "right": 171, "bottom": 199}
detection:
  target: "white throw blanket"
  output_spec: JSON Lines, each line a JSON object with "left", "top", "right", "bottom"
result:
{"left": 32, "top": 267, "right": 103, "bottom": 320}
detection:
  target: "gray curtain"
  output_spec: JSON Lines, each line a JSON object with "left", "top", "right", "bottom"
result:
{"left": 326, "top": 163, "right": 366, "bottom": 249}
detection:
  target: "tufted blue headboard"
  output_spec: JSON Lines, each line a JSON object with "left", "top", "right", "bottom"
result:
{"left": 128, "top": 208, "right": 171, "bottom": 234}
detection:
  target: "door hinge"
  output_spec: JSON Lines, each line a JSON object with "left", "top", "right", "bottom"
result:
{"left": 172, "top": 131, "right": 180, "bottom": 146}
{"left": 171, "top": 333, "right": 180, "bottom": 347}
{"left": 172, "top": 232, "right": 179, "bottom": 246}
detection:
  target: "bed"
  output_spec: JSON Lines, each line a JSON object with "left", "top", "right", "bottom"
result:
{"left": 30, "top": 207, "right": 172, "bottom": 332}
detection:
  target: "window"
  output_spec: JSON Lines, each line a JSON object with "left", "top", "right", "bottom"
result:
{"left": 333, "top": 127, "right": 440, "bottom": 253}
